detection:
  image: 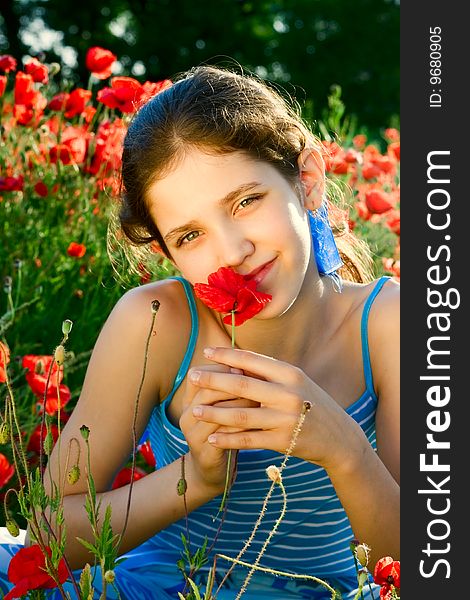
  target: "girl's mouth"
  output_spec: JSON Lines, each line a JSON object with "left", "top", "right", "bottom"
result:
{"left": 244, "top": 258, "right": 277, "bottom": 285}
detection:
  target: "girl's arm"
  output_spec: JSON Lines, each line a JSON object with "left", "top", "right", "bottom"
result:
{"left": 37, "top": 281, "right": 226, "bottom": 570}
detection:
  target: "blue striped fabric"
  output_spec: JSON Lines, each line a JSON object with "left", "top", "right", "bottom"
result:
{"left": 0, "top": 275, "right": 390, "bottom": 599}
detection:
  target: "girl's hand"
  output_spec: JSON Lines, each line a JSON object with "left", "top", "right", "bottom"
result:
{"left": 188, "top": 347, "right": 368, "bottom": 473}
{"left": 179, "top": 363, "right": 258, "bottom": 492}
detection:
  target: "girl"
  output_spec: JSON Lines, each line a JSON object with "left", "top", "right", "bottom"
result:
{"left": 1, "top": 65, "right": 399, "bottom": 599}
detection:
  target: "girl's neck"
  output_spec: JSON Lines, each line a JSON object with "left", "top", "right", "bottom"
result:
{"left": 220, "top": 268, "right": 343, "bottom": 367}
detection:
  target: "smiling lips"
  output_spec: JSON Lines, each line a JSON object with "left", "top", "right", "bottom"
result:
{"left": 244, "top": 258, "right": 277, "bottom": 285}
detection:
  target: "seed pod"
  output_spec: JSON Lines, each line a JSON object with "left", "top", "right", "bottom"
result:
{"left": 104, "top": 570, "right": 115, "bottom": 583}
{"left": 67, "top": 464, "right": 81, "bottom": 485}
{"left": 0, "top": 422, "right": 9, "bottom": 444}
{"left": 80, "top": 425, "right": 90, "bottom": 441}
{"left": 357, "top": 568, "right": 369, "bottom": 588}
{"left": 6, "top": 519, "right": 20, "bottom": 537}
{"left": 62, "top": 319, "right": 73, "bottom": 336}
{"left": 54, "top": 345, "right": 66, "bottom": 366}
{"left": 266, "top": 465, "right": 282, "bottom": 484}
{"left": 43, "top": 430, "right": 54, "bottom": 455}
{"left": 151, "top": 299, "right": 161, "bottom": 314}
{"left": 356, "top": 543, "right": 371, "bottom": 567}
{"left": 3, "top": 276, "right": 12, "bottom": 294}
{"left": 177, "top": 477, "right": 187, "bottom": 496}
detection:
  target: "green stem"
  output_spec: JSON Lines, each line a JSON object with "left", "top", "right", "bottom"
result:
{"left": 214, "top": 310, "right": 236, "bottom": 519}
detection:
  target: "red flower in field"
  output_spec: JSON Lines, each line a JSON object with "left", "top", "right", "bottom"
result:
{"left": 64, "top": 88, "right": 92, "bottom": 119}
{"left": 34, "top": 181, "right": 48, "bottom": 197}
{"left": 24, "top": 58, "right": 49, "bottom": 84}
{"left": 352, "top": 134, "right": 367, "bottom": 149}
{"left": 388, "top": 141, "right": 400, "bottom": 161}
{"left": 0, "top": 176, "right": 24, "bottom": 192}
{"left": 0, "top": 454, "right": 14, "bottom": 488}
{"left": 194, "top": 267, "right": 272, "bottom": 326}
{"left": 139, "top": 440, "right": 156, "bottom": 468}
{"left": 0, "top": 341, "right": 10, "bottom": 383}
{"left": 88, "top": 119, "right": 125, "bottom": 177}
{"left": 112, "top": 466, "right": 147, "bottom": 489}
{"left": 365, "top": 189, "right": 394, "bottom": 214}
{"left": 5, "top": 544, "right": 68, "bottom": 600}
{"left": 371, "top": 155, "right": 396, "bottom": 175}
{"left": 373, "top": 556, "right": 400, "bottom": 600}
{"left": 22, "top": 354, "right": 71, "bottom": 414}
{"left": 85, "top": 46, "right": 117, "bottom": 79}
{"left": 384, "top": 128, "right": 400, "bottom": 142}
{"left": 0, "top": 55, "right": 17, "bottom": 73}
{"left": 13, "top": 72, "right": 47, "bottom": 125}
{"left": 48, "top": 92, "right": 69, "bottom": 111}
{"left": 0, "top": 75, "right": 7, "bottom": 97}
{"left": 97, "top": 76, "right": 144, "bottom": 113}
{"left": 361, "top": 162, "right": 381, "bottom": 180}
{"left": 50, "top": 126, "right": 88, "bottom": 165}
{"left": 67, "top": 242, "right": 86, "bottom": 258}
{"left": 140, "top": 79, "right": 173, "bottom": 103}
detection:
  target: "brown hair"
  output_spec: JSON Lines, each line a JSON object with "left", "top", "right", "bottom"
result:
{"left": 116, "top": 65, "right": 374, "bottom": 282}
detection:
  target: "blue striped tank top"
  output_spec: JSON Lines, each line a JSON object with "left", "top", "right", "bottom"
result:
{"left": 144, "top": 275, "right": 391, "bottom": 596}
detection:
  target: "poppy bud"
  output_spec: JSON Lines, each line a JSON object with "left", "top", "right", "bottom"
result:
{"left": 80, "top": 425, "right": 90, "bottom": 441}
{"left": 6, "top": 519, "right": 20, "bottom": 537}
{"left": 54, "top": 345, "right": 66, "bottom": 366}
{"left": 177, "top": 477, "right": 187, "bottom": 496}
{"left": 13, "top": 259, "right": 22, "bottom": 270}
{"left": 43, "top": 430, "right": 54, "bottom": 455}
{"left": 266, "top": 465, "right": 282, "bottom": 484}
{"left": 67, "top": 464, "right": 80, "bottom": 485}
{"left": 356, "top": 543, "right": 371, "bottom": 567}
{"left": 62, "top": 319, "right": 73, "bottom": 336}
{"left": 151, "top": 299, "right": 160, "bottom": 314}
{"left": 49, "top": 62, "right": 61, "bottom": 76}
{"left": 104, "top": 570, "right": 115, "bottom": 583}
{"left": 3, "top": 276, "right": 12, "bottom": 294}
{"left": 0, "top": 422, "right": 9, "bottom": 444}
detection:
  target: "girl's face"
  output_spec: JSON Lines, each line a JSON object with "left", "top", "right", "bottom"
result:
{"left": 147, "top": 148, "right": 314, "bottom": 318}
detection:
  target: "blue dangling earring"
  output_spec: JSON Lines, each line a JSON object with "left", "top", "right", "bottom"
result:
{"left": 308, "top": 199, "right": 343, "bottom": 292}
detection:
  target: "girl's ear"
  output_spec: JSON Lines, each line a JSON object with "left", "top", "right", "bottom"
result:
{"left": 297, "top": 147, "right": 326, "bottom": 211}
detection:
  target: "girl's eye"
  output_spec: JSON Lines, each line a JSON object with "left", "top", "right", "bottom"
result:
{"left": 178, "top": 231, "right": 200, "bottom": 246}
{"left": 236, "top": 194, "right": 261, "bottom": 212}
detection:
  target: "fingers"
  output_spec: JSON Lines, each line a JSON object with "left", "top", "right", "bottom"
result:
{"left": 192, "top": 405, "right": 282, "bottom": 431}
{"left": 202, "top": 346, "right": 304, "bottom": 385}
{"left": 188, "top": 368, "right": 296, "bottom": 407}
{"left": 206, "top": 430, "right": 278, "bottom": 451}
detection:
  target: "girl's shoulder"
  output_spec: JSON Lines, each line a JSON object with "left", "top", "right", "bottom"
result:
{"left": 107, "top": 277, "right": 195, "bottom": 400}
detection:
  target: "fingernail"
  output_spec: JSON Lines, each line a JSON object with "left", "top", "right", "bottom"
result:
{"left": 193, "top": 406, "right": 203, "bottom": 417}
{"left": 230, "top": 367, "right": 243, "bottom": 374}
{"left": 203, "top": 347, "right": 215, "bottom": 358}
{"left": 189, "top": 370, "right": 200, "bottom": 383}
{"left": 208, "top": 434, "right": 217, "bottom": 444}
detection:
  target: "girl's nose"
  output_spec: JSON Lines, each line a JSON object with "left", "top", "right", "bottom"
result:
{"left": 217, "top": 225, "right": 255, "bottom": 268}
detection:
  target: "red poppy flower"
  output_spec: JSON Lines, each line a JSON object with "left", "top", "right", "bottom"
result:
{"left": 373, "top": 556, "right": 400, "bottom": 600}
{"left": 111, "top": 466, "right": 147, "bottom": 489}
{"left": 0, "top": 341, "right": 10, "bottom": 383}
{"left": 140, "top": 79, "right": 173, "bottom": 103}
{"left": 22, "top": 355, "right": 71, "bottom": 415}
{"left": 365, "top": 189, "right": 394, "bottom": 214}
{"left": 34, "top": 181, "right": 48, "bottom": 197}
{"left": 13, "top": 72, "right": 47, "bottom": 125}
{"left": 64, "top": 88, "right": 92, "bottom": 119}
{"left": 0, "top": 75, "right": 7, "bottom": 97}
{"left": 353, "top": 134, "right": 367, "bottom": 149}
{"left": 384, "top": 128, "right": 400, "bottom": 142}
{"left": 49, "top": 125, "right": 88, "bottom": 165}
{"left": 139, "top": 440, "right": 156, "bottom": 468}
{"left": 194, "top": 267, "right": 272, "bottom": 326}
{"left": 48, "top": 92, "right": 69, "bottom": 111}
{"left": 0, "top": 176, "right": 24, "bottom": 192}
{"left": 0, "top": 55, "right": 17, "bottom": 73}
{"left": 67, "top": 242, "right": 86, "bottom": 258}
{"left": 85, "top": 46, "right": 117, "bottom": 80}
{"left": 388, "top": 142, "right": 400, "bottom": 161}
{"left": 0, "top": 453, "right": 14, "bottom": 488}
{"left": 97, "top": 76, "right": 144, "bottom": 113}
{"left": 5, "top": 544, "right": 68, "bottom": 600}
{"left": 24, "top": 58, "right": 49, "bottom": 84}
{"left": 361, "top": 162, "right": 381, "bottom": 180}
